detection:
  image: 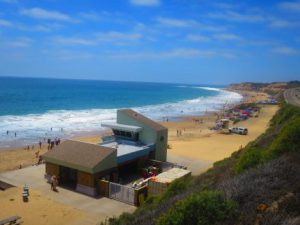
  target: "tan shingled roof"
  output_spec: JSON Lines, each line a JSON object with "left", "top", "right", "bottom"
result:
{"left": 42, "top": 140, "right": 116, "bottom": 170}
{"left": 118, "top": 109, "right": 167, "bottom": 131}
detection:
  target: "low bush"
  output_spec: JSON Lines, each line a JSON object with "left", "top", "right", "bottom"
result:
{"left": 235, "top": 147, "right": 263, "bottom": 173}
{"left": 158, "top": 176, "right": 193, "bottom": 202}
{"left": 156, "top": 191, "right": 237, "bottom": 225}
{"left": 265, "top": 117, "right": 300, "bottom": 159}
{"left": 235, "top": 103, "right": 300, "bottom": 173}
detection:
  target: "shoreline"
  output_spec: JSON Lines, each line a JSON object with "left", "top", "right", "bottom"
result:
{"left": 0, "top": 87, "right": 242, "bottom": 149}
{"left": 0, "top": 89, "right": 271, "bottom": 173}
{"left": 0, "top": 88, "right": 245, "bottom": 150}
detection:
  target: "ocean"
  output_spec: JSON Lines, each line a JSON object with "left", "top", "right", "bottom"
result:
{"left": 0, "top": 77, "right": 242, "bottom": 148}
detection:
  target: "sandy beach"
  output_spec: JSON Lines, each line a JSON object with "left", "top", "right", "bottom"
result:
{"left": 163, "top": 104, "right": 278, "bottom": 170}
{"left": 0, "top": 187, "right": 85, "bottom": 225}
{"left": 0, "top": 90, "right": 278, "bottom": 225}
{"left": 0, "top": 90, "right": 271, "bottom": 173}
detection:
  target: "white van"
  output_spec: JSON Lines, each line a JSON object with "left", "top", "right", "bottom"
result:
{"left": 229, "top": 127, "right": 248, "bottom": 135}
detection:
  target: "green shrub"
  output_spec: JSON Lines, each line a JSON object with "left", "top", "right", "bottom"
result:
{"left": 156, "top": 191, "right": 237, "bottom": 225}
{"left": 158, "top": 176, "right": 193, "bottom": 202}
{"left": 235, "top": 147, "right": 263, "bottom": 173}
{"left": 265, "top": 117, "right": 300, "bottom": 159}
{"left": 235, "top": 103, "right": 300, "bottom": 173}
{"left": 103, "top": 213, "right": 134, "bottom": 225}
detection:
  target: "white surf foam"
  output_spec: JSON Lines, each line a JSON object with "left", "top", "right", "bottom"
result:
{"left": 0, "top": 87, "right": 242, "bottom": 147}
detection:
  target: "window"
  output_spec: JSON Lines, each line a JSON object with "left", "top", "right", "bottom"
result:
{"left": 160, "top": 136, "right": 164, "bottom": 142}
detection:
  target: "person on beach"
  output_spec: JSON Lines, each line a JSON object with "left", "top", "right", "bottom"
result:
{"left": 50, "top": 175, "right": 55, "bottom": 190}
{"left": 51, "top": 175, "right": 58, "bottom": 192}
{"left": 6, "top": 130, "right": 9, "bottom": 135}
{"left": 39, "top": 141, "right": 42, "bottom": 149}
{"left": 14, "top": 132, "right": 16, "bottom": 137}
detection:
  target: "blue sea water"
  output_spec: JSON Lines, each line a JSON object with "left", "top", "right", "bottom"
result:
{"left": 0, "top": 77, "right": 242, "bottom": 147}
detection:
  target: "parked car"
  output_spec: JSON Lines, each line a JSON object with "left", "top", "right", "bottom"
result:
{"left": 229, "top": 127, "right": 248, "bottom": 135}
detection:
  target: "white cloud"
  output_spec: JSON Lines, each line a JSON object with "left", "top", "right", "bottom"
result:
{"left": 272, "top": 47, "right": 298, "bottom": 55}
{"left": 214, "top": 33, "right": 241, "bottom": 41}
{"left": 52, "top": 37, "right": 96, "bottom": 46}
{"left": 156, "top": 17, "right": 198, "bottom": 27}
{"left": 186, "top": 34, "right": 210, "bottom": 42}
{"left": 0, "top": 19, "right": 12, "bottom": 27}
{"left": 211, "top": 3, "right": 240, "bottom": 9}
{"left": 17, "top": 23, "right": 63, "bottom": 32}
{"left": 96, "top": 31, "right": 142, "bottom": 42}
{"left": 2, "top": 37, "right": 32, "bottom": 48}
{"left": 208, "top": 10, "right": 265, "bottom": 23}
{"left": 269, "top": 18, "right": 300, "bottom": 28}
{"left": 108, "top": 48, "right": 237, "bottom": 60}
{"left": 20, "top": 8, "right": 75, "bottom": 22}
{"left": 130, "top": 0, "right": 160, "bottom": 6}
{"left": 44, "top": 50, "right": 94, "bottom": 60}
{"left": 0, "top": 0, "right": 18, "bottom": 3}
{"left": 51, "top": 31, "right": 142, "bottom": 46}
{"left": 278, "top": 1, "right": 300, "bottom": 13}
{"left": 79, "top": 11, "right": 101, "bottom": 21}
{"left": 109, "top": 48, "right": 215, "bottom": 59}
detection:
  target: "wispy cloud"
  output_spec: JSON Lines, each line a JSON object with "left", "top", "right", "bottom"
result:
{"left": 20, "top": 8, "right": 76, "bottom": 22}
{"left": 79, "top": 11, "right": 101, "bottom": 21}
{"left": 17, "top": 23, "right": 63, "bottom": 32}
{"left": 52, "top": 36, "right": 96, "bottom": 46}
{"left": 269, "top": 18, "right": 300, "bottom": 28}
{"left": 130, "top": 0, "right": 160, "bottom": 7}
{"left": 272, "top": 46, "right": 298, "bottom": 55}
{"left": 214, "top": 33, "right": 241, "bottom": 41}
{"left": 109, "top": 48, "right": 214, "bottom": 59}
{"left": 278, "top": 1, "right": 300, "bottom": 13}
{"left": 44, "top": 50, "right": 94, "bottom": 60}
{"left": 186, "top": 34, "right": 210, "bottom": 42}
{"left": 51, "top": 31, "right": 142, "bottom": 46}
{"left": 2, "top": 37, "right": 32, "bottom": 48}
{"left": 156, "top": 17, "right": 198, "bottom": 27}
{"left": 96, "top": 31, "right": 142, "bottom": 42}
{"left": 0, "top": 0, "right": 18, "bottom": 3}
{"left": 0, "top": 18, "right": 12, "bottom": 27}
{"left": 211, "top": 3, "right": 240, "bottom": 9}
{"left": 208, "top": 10, "right": 265, "bottom": 23}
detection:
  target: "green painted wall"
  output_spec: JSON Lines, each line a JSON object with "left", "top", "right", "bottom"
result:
{"left": 117, "top": 111, "right": 168, "bottom": 161}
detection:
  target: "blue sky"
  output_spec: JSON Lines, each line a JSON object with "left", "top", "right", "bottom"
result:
{"left": 0, "top": 0, "right": 300, "bottom": 85}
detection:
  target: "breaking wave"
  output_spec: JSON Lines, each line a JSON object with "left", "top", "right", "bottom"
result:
{"left": 0, "top": 87, "right": 242, "bottom": 148}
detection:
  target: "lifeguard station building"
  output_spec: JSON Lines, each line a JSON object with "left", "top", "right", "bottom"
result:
{"left": 43, "top": 109, "right": 168, "bottom": 196}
